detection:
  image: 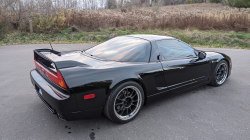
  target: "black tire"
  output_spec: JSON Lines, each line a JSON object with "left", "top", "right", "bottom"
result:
{"left": 104, "top": 81, "right": 144, "bottom": 124}
{"left": 210, "top": 60, "right": 229, "bottom": 87}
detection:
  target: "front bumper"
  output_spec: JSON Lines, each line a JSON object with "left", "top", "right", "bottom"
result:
{"left": 30, "top": 69, "right": 102, "bottom": 121}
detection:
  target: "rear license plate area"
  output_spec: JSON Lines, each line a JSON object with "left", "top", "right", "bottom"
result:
{"left": 34, "top": 83, "right": 56, "bottom": 114}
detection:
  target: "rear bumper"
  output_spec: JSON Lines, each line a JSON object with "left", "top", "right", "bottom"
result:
{"left": 30, "top": 69, "right": 103, "bottom": 121}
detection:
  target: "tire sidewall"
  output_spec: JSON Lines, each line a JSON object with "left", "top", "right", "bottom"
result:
{"left": 106, "top": 81, "right": 144, "bottom": 124}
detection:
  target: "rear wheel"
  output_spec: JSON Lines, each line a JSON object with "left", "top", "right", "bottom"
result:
{"left": 104, "top": 81, "right": 144, "bottom": 124}
{"left": 210, "top": 60, "right": 228, "bottom": 86}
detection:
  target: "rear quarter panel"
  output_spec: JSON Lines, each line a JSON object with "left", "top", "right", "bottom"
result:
{"left": 59, "top": 62, "right": 164, "bottom": 111}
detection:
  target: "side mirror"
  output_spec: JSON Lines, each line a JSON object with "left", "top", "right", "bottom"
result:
{"left": 198, "top": 51, "right": 206, "bottom": 59}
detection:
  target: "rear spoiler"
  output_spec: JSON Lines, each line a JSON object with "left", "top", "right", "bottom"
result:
{"left": 34, "top": 49, "right": 89, "bottom": 71}
{"left": 34, "top": 49, "right": 61, "bottom": 58}
{"left": 34, "top": 49, "right": 61, "bottom": 59}
{"left": 34, "top": 49, "right": 68, "bottom": 89}
{"left": 34, "top": 49, "right": 60, "bottom": 74}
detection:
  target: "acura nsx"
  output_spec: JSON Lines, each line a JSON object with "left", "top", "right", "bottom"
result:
{"left": 30, "top": 35, "right": 232, "bottom": 123}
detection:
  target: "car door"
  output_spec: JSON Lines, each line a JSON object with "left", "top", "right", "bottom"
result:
{"left": 156, "top": 39, "right": 212, "bottom": 93}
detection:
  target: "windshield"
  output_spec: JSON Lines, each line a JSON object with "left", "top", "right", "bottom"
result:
{"left": 85, "top": 36, "right": 151, "bottom": 62}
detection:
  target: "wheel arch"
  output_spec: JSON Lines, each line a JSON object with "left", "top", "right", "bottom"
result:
{"left": 221, "top": 58, "right": 229, "bottom": 65}
{"left": 209, "top": 56, "right": 230, "bottom": 78}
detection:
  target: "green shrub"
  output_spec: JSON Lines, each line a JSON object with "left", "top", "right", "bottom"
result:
{"left": 210, "top": 0, "right": 221, "bottom": 3}
{"left": 187, "top": 0, "right": 195, "bottom": 4}
{"left": 32, "top": 11, "right": 69, "bottom": 33}
{"left": 61, "top": 28, "right": 72, "bottom": 34}
{"left": 236, "top": 34, "right": 245, "bottom": 39}
{"left": 75, "top": 33, "right": 84, "bottom": 40}
{"left": 229, "top": 0, "right": 250, "bottom": 8}
{"left": 177, "top": 35, "right": 192, "bottom": 43}
{"left": 231, "top": 39, "right": 249, "bottom": 47}
{"left": 0, "top": 23, "right": 5, "bottom": 40}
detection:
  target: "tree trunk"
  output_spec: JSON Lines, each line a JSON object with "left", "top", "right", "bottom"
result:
{"left": 29, "top": 20, "right": 33, "bottom": 33}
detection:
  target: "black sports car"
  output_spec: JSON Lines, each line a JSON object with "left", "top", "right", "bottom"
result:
{"left": 30, "top": 35, "right": 232, "bottom": 124}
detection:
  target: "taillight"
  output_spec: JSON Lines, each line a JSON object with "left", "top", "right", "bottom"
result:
{"left": 34, "top": 56, "right": 67, "bottom": 89}
{"left": 56, "top": 71, "right": 67, "bottom": 89}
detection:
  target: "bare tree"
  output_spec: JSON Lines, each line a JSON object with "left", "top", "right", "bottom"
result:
{"left": 228, "top": 0, "right": 236, "bottom": 7}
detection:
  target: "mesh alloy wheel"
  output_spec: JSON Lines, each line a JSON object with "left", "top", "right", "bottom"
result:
{"left": 113, "top": 86, "right": 142, "bottom": 121}
{"left": 216, "top": 63, "right": 228, "bottom": 85}
{"left": 104, "top": 81, "right": 144, "bottom": 123}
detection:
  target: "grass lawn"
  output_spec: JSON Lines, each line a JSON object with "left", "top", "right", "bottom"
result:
{"left": 1, "top": 28, "right": 250, "bottom": 49}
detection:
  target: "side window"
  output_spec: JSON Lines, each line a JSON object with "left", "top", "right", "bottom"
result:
{"left": 156, "top": 39, "right": 197, "bottom": 60}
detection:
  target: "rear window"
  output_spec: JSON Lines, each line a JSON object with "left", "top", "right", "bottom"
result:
{"left": 85, "top": 36, "right": 151, "bottom": 62}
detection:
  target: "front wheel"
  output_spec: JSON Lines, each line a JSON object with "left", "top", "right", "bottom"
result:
{"left": 104, "top": 81, "right": 144, "bottom": 124}
{"left": 210, "top": 60, "right": 229, "bottom": 86}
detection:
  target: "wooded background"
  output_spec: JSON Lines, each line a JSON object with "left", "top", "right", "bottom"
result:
{"left": 0, "top": 0, "right": 249, "bottom": 39}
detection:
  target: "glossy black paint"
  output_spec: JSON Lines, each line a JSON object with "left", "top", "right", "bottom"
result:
{"left": 30, "top": 69, "right": 103, "bottom": 120}
{"left": 160, "top": 57, "right": 211, "bottom": 93}
{"left": 30, "top": 35, "right": 232, "bottom": 121}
